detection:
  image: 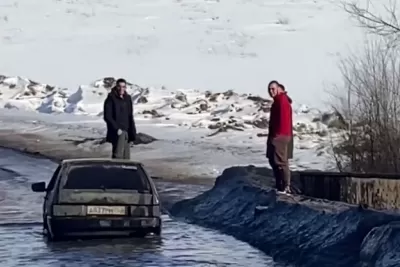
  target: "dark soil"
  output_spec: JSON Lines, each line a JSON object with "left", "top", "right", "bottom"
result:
{"left": 170, "top": 165, "right": 400, "bottom": 267}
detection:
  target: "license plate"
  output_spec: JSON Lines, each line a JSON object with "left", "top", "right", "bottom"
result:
{"left": 87, "top": 206, "right": 126, "bottom": 215}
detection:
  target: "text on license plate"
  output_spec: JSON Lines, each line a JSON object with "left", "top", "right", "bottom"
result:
{"left": 87, "top": 206, "right": 126, "bottom": 215}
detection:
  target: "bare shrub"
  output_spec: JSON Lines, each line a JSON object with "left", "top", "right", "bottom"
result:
{"left": 331, "top": 39, "right": 400, "bottom": 173}
{"left": 344, "top": 0, "right": 400, "bottom": 42}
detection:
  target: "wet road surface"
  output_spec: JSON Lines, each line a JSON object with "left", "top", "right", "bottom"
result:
{"left": 0, "top": 148, "right": 283, "bottom": 267}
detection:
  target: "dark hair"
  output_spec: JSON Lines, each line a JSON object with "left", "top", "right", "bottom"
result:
{"left": 279, "top": 83, "right": 285, "bottom": 91}
{"left": 268, "top": 80, "right": 279, "bottom": 88}
{"left": 116, "top": 78, "right": 126, "bottom": 86}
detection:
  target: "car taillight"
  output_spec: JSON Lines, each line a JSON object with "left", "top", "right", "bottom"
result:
{"left": 129, "top": 205, "right": 160, "bottom": 217}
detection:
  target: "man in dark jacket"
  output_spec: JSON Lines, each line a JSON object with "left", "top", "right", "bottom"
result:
{"left": 103, "top": 78, "right": 137, "bottom": 159}
{"left": 266, "top": 81, "right": 293, "bottom": 194}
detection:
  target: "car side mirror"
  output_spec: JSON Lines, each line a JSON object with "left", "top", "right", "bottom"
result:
{"left": 31, "top": 182, "right": 46, "bottom": 192}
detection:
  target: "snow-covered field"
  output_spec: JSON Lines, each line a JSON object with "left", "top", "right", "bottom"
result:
{"left": 0, "top": 0, "right": 366, "bottom": 176}
{"left": 0, "top": 0, "right": 363, "bottom": 107}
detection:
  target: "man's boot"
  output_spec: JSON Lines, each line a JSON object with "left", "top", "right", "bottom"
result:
{"left": 272, "top": 167, "right": 284, "bottom": 191}
{"left": 282, "top": 167, "right": 291, "bottom": 194}
{"left": 276, "top": 168, "right": 285, "bottom": 192}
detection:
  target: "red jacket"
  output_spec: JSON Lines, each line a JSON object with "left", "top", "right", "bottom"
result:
{"left": 268, "top": 92, "right": 293, "bottom": 137}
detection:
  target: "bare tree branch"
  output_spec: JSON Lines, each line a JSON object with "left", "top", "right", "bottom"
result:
{"left": 344, "top": 0, "right": 400, "bottom": 40}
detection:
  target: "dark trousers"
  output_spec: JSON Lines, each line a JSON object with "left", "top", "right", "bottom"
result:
{"left": 111, "top": 131, "right": 130, "bottom": 159}
{"left": 267, "top": 136, "right": 291, "bottom": 191}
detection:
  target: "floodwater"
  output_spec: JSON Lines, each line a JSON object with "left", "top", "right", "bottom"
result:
{"left": 0, "top": 148, "right": 283, "bottom": 267}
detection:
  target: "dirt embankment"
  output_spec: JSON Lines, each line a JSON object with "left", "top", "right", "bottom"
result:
{"left": 171, "top": 166, "right": 400, "bottom": 267}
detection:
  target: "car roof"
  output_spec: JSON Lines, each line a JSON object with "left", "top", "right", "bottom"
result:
{"left": 61, "top": 158, "right": 142, "bottom": 166}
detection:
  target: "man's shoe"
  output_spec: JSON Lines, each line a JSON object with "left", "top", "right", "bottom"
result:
{"left": 277, "top": 187, "right": 291, "bottom": 196}
{"left": 283, "top": 187, "right": 291, "bottom": 195}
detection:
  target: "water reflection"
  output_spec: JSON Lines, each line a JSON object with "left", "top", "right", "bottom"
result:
{"left": 0, "top": 216, "right": 279, "bottom": 267}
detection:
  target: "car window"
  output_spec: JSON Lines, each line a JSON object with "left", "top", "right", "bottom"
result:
{"left": 47, "top": 165, "right": 61, "bottom": 191}
{"left": 63, "top": 165, "right": 150, "bottom": 191}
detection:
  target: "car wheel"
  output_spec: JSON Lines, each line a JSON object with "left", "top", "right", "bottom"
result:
{"left": 46, "top": 231, "right": 61, "bottom": 242}
{"left": 152, "top": 225, "right": 162, "bottom": 236}
{"left": 44, "top": 220, "right": 61, "bottom": 241}
{"left": 45, "top": 224, "right": 55, "bottom": 241}
{"left": 43, "top": 219, "right": 48, "bottom": 236}
{"left": 130, "top": 231, "right": 148, "bottom": 238}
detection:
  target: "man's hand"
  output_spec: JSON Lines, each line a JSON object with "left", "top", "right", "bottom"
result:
{"left": 117, "top": 129, "right": 123, "bottom": 136}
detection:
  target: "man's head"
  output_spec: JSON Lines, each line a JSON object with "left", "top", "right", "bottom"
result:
{"left": 115, "top": 78, "right": 127, "bottom": 95}
{"left": 268, "top": 80, "right": 284, "bottom": 98}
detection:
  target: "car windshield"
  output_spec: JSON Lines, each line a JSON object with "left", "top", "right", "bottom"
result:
{"left": 63, "top": 164, "right": 151, "bottom": 191}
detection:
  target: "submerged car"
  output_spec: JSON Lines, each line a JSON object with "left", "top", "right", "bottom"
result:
{"left": 31, "top": 158, "right": 161, "bottom": 240}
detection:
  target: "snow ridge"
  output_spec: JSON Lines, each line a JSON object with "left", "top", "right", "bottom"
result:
{"left": 0, "top": 75, "right": 344, "bottom": 138}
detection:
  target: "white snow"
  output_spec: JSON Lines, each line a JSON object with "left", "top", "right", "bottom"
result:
{"left": 0, "top": 0, "right": 364, "bottom": 108}
{"left": 0, "top": 0, "right": 370, "bottom": 176}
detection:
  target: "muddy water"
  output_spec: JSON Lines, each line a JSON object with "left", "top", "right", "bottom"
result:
{"left": 0, "top": 148, "right": 283, "bottom": 267}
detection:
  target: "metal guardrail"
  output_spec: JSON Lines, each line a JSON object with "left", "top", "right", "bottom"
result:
{"left": 298, "top": 170, "right": 400, "bottom": 179}
{"left": 296, "top": 171, "right": 400, "bottom": 210}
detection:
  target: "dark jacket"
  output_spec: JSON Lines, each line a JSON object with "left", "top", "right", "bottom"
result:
{"left": 103, "top": 89, "right": 137, "bottom": 143}
{"left": 267, "top": 92, "right": 293, "bottom": 159}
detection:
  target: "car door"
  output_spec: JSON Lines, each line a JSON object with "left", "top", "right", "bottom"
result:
{"left": 43, "top": 165, "right": 61, "bottom": 222}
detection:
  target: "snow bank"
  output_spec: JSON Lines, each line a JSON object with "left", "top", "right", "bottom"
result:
{"left": 0, "top": 75, "right": 346, "bottom": 137}
{"left": 170, "top": 166, "right": 400, "bottom": 267}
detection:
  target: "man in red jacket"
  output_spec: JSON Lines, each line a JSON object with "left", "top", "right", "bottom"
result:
{"left": 266, "top": 81, "right": 293, "bottom": 194}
